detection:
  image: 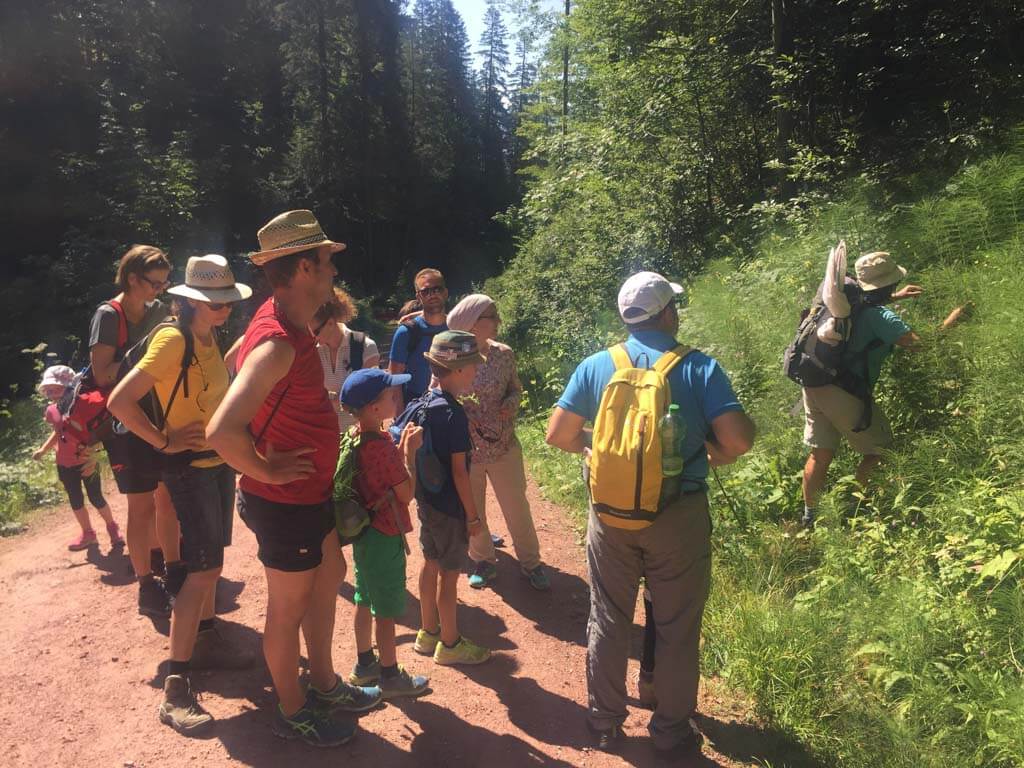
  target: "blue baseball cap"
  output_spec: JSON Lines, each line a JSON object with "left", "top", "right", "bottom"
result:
{"left": 340, "top": 368, "right": 411, "bottom": 411}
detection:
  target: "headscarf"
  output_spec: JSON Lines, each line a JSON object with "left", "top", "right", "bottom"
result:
{"left": 446, "top": 293, "right": 495, "bottom": 333}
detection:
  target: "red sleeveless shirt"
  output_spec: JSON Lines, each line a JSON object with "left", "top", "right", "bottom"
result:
{"left": 237, "top": 297, "right": 339, "bottom": 505}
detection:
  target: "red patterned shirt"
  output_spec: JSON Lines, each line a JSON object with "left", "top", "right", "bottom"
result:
{"left": 353, "top": 429, "right": 412, "bottom": 536}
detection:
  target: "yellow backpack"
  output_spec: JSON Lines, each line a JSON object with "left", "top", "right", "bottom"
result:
{"left": 588, "top": 343, "right": 692, "bottom": 530}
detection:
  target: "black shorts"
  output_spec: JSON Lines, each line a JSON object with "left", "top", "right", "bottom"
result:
{"left": 105, "top": 431, "right": 163, "bottom": 495}
{"left": 57, "top": 464, "right": 107, "bottom": 510}
{"left": 237, "top": 490, "right": 334, "bottom": 572}
{"left": 163, "top": 462, "right": 236, "bottom": 573}
{"left": 417, "top": 502, "right": 468, "bottom": 572}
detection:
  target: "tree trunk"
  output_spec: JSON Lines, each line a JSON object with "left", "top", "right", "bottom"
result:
{"left": 561, "top": 0, "right": 570, "bottom": 136}
{"left": 772, "top": 0, "right": 795, "bottom": 199}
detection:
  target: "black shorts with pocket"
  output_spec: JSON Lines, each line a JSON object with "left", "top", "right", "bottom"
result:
{"left": 163, "top": 461, "right": 236, "bottom": 573}
{"left": 237, "top": 490, "right": 335, "bottom": 572}
{"left": 105, "top": 431, "right": 163, "bottom": 495}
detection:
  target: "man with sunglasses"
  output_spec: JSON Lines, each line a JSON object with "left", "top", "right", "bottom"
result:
{"left": 389, "top": 268, "right": 449, "bottom": 404}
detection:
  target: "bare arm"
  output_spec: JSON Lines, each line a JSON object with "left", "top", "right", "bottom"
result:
{"left": 450, "top": 451, "right": 481, "bottom": 527}
{"left": 206, "top": 338, "right": 314, "bottom": 485}
{"left": 392, "top": 423, "right": 422, "bottom": 506}
{"left": 32, "top": 429, "right": 59, "bottom": 460}
{"left": 108, "top": 367, "right": 205, "bottom": 453}
{"left": 388, "top": 360, "right": 407, "bottom": 375}
{"left": 89, "top": 343, "right": 120, "bottom": 387}
{"left": 706, "top": 410, "right": 756, "bottom": 463}
{"left": 223, "top": 335, "right": 244, "bottom": 375}
{"left": 500, "top": 364, "right": 524, "bottom": 418}
{"left": 546, "top": 406, "right": 588, "bottom": 454}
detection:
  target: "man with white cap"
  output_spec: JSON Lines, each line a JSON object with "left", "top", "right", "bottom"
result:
{"left": 546, "top": 271, "right": 755, "bottom": 759}
{"left": 800, "top": 252, "right": 922, "bottom": 527}
{"left": 207, "top": 211, "right": 381, "bottom": 747}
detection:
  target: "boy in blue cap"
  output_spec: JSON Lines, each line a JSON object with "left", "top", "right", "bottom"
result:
{"left": 340, "top": 368, "right": 430, "bottom": 698}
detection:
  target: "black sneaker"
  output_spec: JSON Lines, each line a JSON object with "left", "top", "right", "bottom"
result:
{"left": 587, "top": 722, "right": 623, "bottom": 752}
{"left": 654, "top": 718, "right": 704, "bottom": 761}
{"left": 150, "top": 548, "right": 166, "bottom": 577}
{"left": 164, "top": 561, "right": 188, "bottom": 598}
{"left": 138, "top": 577, "right": 171, "bottom": 618}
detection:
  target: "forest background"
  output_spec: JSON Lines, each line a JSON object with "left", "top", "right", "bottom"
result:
{"left": 3, "top": 1, "right": 1024, "bottom": 765}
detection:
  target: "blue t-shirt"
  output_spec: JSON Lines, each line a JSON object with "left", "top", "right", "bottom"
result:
{"left": 389, "top": 317, "right": 447, "bottom": 400}
{"left": 557, "top": 330, "right": 744, "bottom": 489}
{"left": 843, "top": 305, "right": 911, "bottom": 387}
{"left": 416, "top": 389, "right": 472, "bottom": 519}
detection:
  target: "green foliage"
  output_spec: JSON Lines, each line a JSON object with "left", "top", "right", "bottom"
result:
{"left": 518, "top": 141, "right": 1024, "bottom": 766}
{"left": 0, "top": 400, "right": 64, "bottom": 527}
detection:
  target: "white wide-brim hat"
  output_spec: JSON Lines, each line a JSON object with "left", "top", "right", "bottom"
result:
{"left": 166, "top": 254, "right": 253, "bottom": 303}
{"left": 250, "top": 209, "right": 347, "bottom": 265}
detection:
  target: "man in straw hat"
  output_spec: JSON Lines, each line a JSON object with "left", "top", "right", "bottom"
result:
{"left": 207, "top": 211, "right": 381, "bottom": 747}
{"left": 800, "top": 251, "right": 922, "bottom": 527}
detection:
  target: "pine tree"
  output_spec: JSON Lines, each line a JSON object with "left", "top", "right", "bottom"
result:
{"left": 478, "top": 0, "right": 512, "bottom": 210}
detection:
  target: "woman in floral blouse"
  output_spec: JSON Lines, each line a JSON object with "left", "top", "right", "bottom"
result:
{"left": 446, "top": 294, "right": 549, "bottom": 591}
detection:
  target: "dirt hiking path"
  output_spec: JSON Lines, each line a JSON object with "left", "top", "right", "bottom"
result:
{"left": 0, "top": 471, "right": 802, "bottom": 768}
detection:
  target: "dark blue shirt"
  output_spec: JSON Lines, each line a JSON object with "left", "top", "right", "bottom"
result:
{"left": 416, "top": 389, "right": 472, "bottom": 519}
{"left": 557, "top": 330, "right": 744, "bottom": 488}
{"left": 389, "top": 317, "right": 447, "bottom": 400}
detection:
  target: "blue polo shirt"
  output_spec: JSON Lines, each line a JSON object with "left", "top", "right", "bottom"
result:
{"left": 389, "top": 317, "right": 447, "bottom": 400}
{"left": 556, "top": 330, "right": 744, "bottom": 488}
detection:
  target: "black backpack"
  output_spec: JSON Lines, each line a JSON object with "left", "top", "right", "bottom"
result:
{"left": 348, "top": 331, "right": 365, "bottom": 371}
{"left": 783, "top": 279, "right": 882, "bottom": 431}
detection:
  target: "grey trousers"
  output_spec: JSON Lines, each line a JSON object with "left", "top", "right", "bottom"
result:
{"left": 585, "top": 491, "right": 712, "bottom": 750}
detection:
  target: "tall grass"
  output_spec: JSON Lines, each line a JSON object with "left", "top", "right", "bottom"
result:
{"left": 0, "top": 398, "right": 63, "bottom": 526}
{"left": 516, "top": 143, "right": 1024, "bottom": 765}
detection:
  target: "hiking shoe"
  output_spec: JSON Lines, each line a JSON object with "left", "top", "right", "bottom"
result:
{"left": 433, "top": 636, "right": 491, "bottom": 666}
{"left": 522, "top": 564, "right": 551, "bottom": 591}
{"left": 272, "top": 693, "right": 356, "bottom": 747}
{"left": 138, "top": 578, "right": 171, "bottom": 618}
{"left": 413, "top": 628, "right": 441, "bottom": 656}
{"left": 190, "top": 627, "right": 258, "bottom": 670}
{"left": 164, "top": 561, "right": 188, "bottom": 598}
{"left": 349, "top": 656, "right": 381, "bottom": 686}
{"left": 800, "top": 509, "right": 816, "bottom": 529}
{"left": 150, "top": 548, "right": 166, "bottom": 577}
{"left": 309, "top": 674, "right": 382, "bottom": 713}
{"left": 468, "top": 560, "right": 498, "bottom": 589}
{"left": 106, "top": 521, "right": 124, "bottom": 546}
{"left": 158, "top": 674, "right": 213, "bottom": 735}
{"left": 68, "top": 529, "right": 98, "bottom": 551}
{"left": 654, "top": 718, "right": 704, "bottom": 760}
{"left": 637, "top": 669, "right": 657, "bottom": 710}
{"left": 587, "top": 722, "right": 623, "bottom": 752}
{"left": 380, "top": 666, "right": 430, "bottom": 699}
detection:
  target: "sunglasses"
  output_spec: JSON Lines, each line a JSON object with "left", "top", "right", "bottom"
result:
{"left": 478, "top": 312, "right": 499, "bottom": 321}
{"left": 205, "top": 301, "right": 235, "bottom": 311}
{"left": 141, "top": 276, "right": 171, "bottom": 290}
{"left": 312, "top": 317, "right": 330, "bottom": 336}
{"left": 417, "top": 285, "right": 446, "bottom": 297}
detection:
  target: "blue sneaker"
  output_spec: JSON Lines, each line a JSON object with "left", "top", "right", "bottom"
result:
{"left": 272, "top": 693, "right": 357, "bottom": 747}
{"left": 309, "top": 674, "right": 382, "bottom": 713}
{"left": 348, "top": 655, "right": 381, "bottom": 686}
{"left": 522, "top": 564, "right": 551, "bottom": 591}
{"left": 468, "top": 560, "right": 498, "bottom": 589}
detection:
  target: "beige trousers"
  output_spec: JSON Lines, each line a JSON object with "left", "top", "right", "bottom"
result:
{"left": 467, "top": 437, "right": 542, "bottom": 571}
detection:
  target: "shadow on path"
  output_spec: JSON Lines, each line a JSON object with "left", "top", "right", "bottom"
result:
{"left": 696, "top": 714, "right": 825, "bottom": 768}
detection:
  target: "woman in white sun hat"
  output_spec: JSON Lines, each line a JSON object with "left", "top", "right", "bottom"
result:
{"left": 108, "top": 254, "right": 254, "bottom": 736}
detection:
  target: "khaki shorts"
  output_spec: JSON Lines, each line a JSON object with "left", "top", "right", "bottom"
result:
{"left": 802, "top": 385, "right": 893, "bottom": 455}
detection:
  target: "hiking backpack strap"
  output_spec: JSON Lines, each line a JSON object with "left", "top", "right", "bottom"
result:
{"left": 652, "top": 345, "right": 692, "bottom": 376}
{"left": 106, "top": 299, "right": 129, "bottom": 353}
{"left": 609, "top": 343, "right": 633, "bottom": 370}
{"left": 157, "top": 321, "right": 196, "bottom": 428}
{"left": 254, "top": 383, "right": 292, "bottom": 444}
{"left": 349, "top": 331, "right": 365, "bottom": 371}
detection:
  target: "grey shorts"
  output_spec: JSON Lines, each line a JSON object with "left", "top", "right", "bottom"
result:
{"left": 163, "top": 462, "right": 236, "bottom": 574}
{"left": 803, "top": 385, "right": 893, "bottom": 455}
{"left": 417, "top": 502, "right": 468, "bottom": 572}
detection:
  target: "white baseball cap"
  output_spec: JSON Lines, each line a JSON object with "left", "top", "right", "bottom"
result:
{"left": 617, "top": 271, "right": 684, "bottom": 324}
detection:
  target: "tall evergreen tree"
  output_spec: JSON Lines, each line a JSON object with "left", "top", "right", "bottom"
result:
{"left": 478, "top": 0, "right": 512, "bottom": 209}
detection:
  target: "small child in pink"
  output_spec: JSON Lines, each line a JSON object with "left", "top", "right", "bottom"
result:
{"left": 32, "top": 365, "right": 123, "bottom": 551}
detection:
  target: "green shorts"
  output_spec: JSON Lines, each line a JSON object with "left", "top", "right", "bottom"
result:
{"left": 353, "top": 527, "right": 407, "bottom": 619}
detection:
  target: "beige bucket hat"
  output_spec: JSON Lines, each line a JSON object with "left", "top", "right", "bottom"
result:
{"left": 166, "top": 255, "right": 253, "bottom": 304}
{"left": 250, "top": 210, "right": 346, "bottom": 265}
{"left": 855, "top": 252, "right": 908, "bottom": 291}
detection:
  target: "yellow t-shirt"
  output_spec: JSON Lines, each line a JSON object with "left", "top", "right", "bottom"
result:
{"left": 136, "top": 326, "right": 228, "bottom": 468}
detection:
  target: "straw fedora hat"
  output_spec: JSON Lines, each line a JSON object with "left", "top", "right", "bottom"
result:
{"left": 167, "top": 255, "right": 253, "bottom": 304}
{"left": 250, "top": 209, "right": 346, "bottom": 265}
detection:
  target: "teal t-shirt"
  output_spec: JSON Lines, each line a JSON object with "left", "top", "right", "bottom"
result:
{"left": 843, "top": 305, "right": 911, "bottom": 386}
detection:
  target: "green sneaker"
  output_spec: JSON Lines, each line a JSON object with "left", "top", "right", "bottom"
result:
{"left": 309, "top": 674, "right": 382, "bottom": 713}
{"left": 468, "top": 560, "right": 498, "bottom": 589}
{"left": 380, "top": 665, "right": 430, "bottom": 699}
{"left": 522, "top": 564, "right": 551, "bottom": 591}
{"left": 158, "top": 674, "right": 213, "bottom": 735}
{"left": 413, "top": 628, "right": 441, "bottom": 656}
{"left": 272, "top": 693, "right": 356, "bottom": 747}
{"left": 433, "top": 636, "right": 491, "bottom": 666}
{"left": 348, "top": 655, "right": 381, "bottom": 686}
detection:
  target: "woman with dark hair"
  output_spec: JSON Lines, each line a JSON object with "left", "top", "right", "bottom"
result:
{"left": 89, "top": 244, "right": 181, "bottom": 618}
{"left": 109, "top": 254, "right": 254, "bottom": 735}
{"left": 311, "top": 286, "right": 379, "bottom": 432}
